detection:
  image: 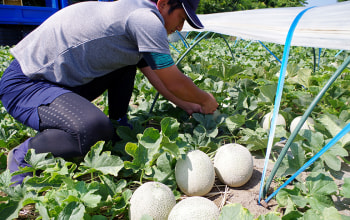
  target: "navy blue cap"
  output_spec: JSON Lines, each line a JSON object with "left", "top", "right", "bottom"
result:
{"left": 179, "top": 0, "right": 204, "bottom": 29}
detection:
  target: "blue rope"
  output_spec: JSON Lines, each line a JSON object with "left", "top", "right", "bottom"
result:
{"left": 264, "top": 122, "right": 350, "bottom": 203}
{"left": 175, "top": 30, "right": 189, "bottom": 48}
{"left": 234, "top": 38, "right": 240, "bottom": 47}
{"left": 244, "top": 41, "right": 254, "bottom": 49}
{"left": 335, "top": 50, "right": 344, "bottom": 57}
{"left": 259, "top": 41, "right": 282, "bottom": 63}
{"left": 258, "top": 6, "right": 316, "bottom": 204}
{"left": 190, "top": 32, "right": 205, "bottom": 45}
{"left": 169, "top": 42, "right": 181, "bottom": 54}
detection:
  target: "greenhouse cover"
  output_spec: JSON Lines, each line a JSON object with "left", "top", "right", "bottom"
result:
{"left": 182, "top": 1, "right": 350, "bottom": 50}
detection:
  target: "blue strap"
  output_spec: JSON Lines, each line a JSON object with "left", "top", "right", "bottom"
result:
{"left": 335, "top": 50, "right": 344, "bottom": 57}
{"left": 264, "top": 122, "right": 350, "bottom": 203}
{"left": 169, "top": 42, "right": 181, "bottom": 54}
{"left": 259, "top": 41, "right": 282, "bottom": 63}
{"left": 258, "top": 6, "right": 316, "bottom": 204}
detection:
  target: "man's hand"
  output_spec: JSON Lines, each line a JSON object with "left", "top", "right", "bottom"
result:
{"left": 200, "top": 93, "right": 219, "bottom": 114}
{"left": 179, "top": 102, "right": 202, "bottom": 115}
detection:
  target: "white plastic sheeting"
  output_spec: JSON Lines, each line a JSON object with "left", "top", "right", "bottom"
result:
{"left": 181, "top": 1, "right": 350, "bottom": 50}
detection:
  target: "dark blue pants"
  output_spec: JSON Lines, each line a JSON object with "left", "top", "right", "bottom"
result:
{"left": 0, "top": 60, "right": 137, "bottom": 158}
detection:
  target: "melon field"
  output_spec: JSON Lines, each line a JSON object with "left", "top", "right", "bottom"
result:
{"left": 1, "top": 34, "right": 350, "bottom": 219}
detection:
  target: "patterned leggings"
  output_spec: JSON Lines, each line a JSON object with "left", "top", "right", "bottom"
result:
{"left": 30, "top": 65, "right": 137, "bottom": 158}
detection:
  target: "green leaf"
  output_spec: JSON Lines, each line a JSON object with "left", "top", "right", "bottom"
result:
{"left": 144, "top": 153, "right": 175, "bottom": 183}
{"left": 192, "top": 113, "right": 218, "bottom": 131}
{"left": 306, "top": 194, "right": 334, "bottom": 211}
{"left": 91, "top": 215, "right": 108, "bottom": 220}
{"left": 303, "top": 205, "right": 343, "bottom": 220}
{"left": 303, "top": 172, "right": 338, "bottom": 211}
{"left": 138, "top": 128, "right": 163, "bottom": 166}
{"left": 256, "top": 212, "right": 281, "bottom": 220}
{"left": 301, "top": 130, "right": 324, "bottom": 150}
{"left": 192, "top": 125, "right": 211, "bottom": 147}
{"left": 57, "top": 201, "right": 85, "bottom": 220}
{"left": 77, "top": 142, "right": 124, "bottom": 177}
{"left": 208, "top": 63, "right": 243, "bottom": 81}
{"left": 318, "top": 114, "right": 350, "bottom": 147}
{"left": 287, "top": 68, "right": 312, "bottom": 88}
{"left": 75, "top": 181, "right": 101, "bottom": 208}
{"left": 161, "top": 136, "right": 180, "bottom": 157}
{"left": 116, "top": 126, "right": 138, "bottom": 142}
{"left": 0, "top": 169, "right": 12, "bottom": 188}
{"left": 276, "top": 187, "right": 306, "bottom": 208}
{"left": 219, "top": 203, "right": 254, "bottom": 220}
{"left": 258, "top": 84, "right": 277, "bottom": 104}
{"left": 284, "top": 143, "right": 306, "bottom": 176}
{"left": 226, "top": 114, "right": 246, "bottom": 132}
{"left": 160, "top": 117, "right": 179, "bottom": 140}
{"left": 280, "top": 210, "right": 303, "bottom": 220}
{"left": 24, "top": 149, "right": 56, "bottom": 170}
{"left": 139, "top": 127, "right": 162, "bottom": 149}
{"left": 0, "top": 200, "right": 22, "bottom": 220}
{"left": 124, "top": 142, "right": 147, "bottom": 172}
{"left": 321, "top": 142, "right": 346, "bottom": 171}
{"left": 342, "top": 177, "right": 350, "bottom": 198}
{"left": 306, "top": 172, "right": 338, "bottom": 196}
{"left": 100, "top": 176, "right": 127, "bottom": 198}
{"left": 0, "top": 177, "right": 27, "bottom": 200}
{"left": 36, "top": 201, "right": 50, "bottom": 220}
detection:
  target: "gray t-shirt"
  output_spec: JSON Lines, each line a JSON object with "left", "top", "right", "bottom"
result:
{"left": 11, "top": 0, "right": 170, "bottom": 87}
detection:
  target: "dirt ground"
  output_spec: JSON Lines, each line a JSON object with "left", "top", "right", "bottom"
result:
{"left": 200, "top": 152, "right": 350, "bottom": 218}
{"left": 207, "top": 152, "right": 280, "bottom": 218}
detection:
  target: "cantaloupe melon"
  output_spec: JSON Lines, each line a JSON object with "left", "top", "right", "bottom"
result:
{"left": 261, "top": 111, "right": 286, "bottom": 130}
{"left": 129, "top": 181, "right": 176, "bottom": 220}
{"left": 214, "top": 143, "right": 253, "bottom": 187}
{"left": 168, "top": 196, "right": 220, "bottom": 220}
{"left": 175, "top": 150, "right": 215, "bottom": 196}
{"left": 290, "top": 116, "right": 315, "bottom": 134}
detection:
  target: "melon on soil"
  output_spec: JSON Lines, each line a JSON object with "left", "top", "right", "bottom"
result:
{"left": 214, "top": 143, "right": 253, "bottom": 187}
{"left": 175, "top": 150, "right": 215, "bottom": 196}
{"left": 168, "top": 196, "right": 220, "bottom": 220}
{"left": 129, "top": 181, "right": 176, "bottom": 220}
{"left": 290, "top": 116, "right": 315, "bottom": 134}
{"left": 261, "top": 111, "right": 286, "bottom": 130}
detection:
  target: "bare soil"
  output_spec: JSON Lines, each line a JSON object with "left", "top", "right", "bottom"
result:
{"left": 199, "top": 152, "right": 350, "bottom": 218}
{"left": 207, "top": 152, "right": 281, "bottom": 218}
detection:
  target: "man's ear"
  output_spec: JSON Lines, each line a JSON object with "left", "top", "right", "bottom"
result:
{"left": 157, "top": 0, "right": 168, "bottom": 10}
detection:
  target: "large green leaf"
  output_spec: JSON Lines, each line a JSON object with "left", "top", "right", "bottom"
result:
{"left": 317, "top": 114, "right": 350, "bottom": 147}
{"left": 306, "top": 172, "right": 338, "bottom": 196}
{"left": 283, "top": 143, "right": 306, "bottom": 176}
{"left": 160, "top": 117, "right": 179, "bottom": 141}
{"left": 57, "top": 201, "right": 85, "bottom": 220}
{"left": 124, "top": 142, "right": 147, "bottom": 172}
{"left": 75, "top": 181, "right": 101, "bottom": 208}
{"left": 287, "top": 68, "right": 312, "bottom": 88}
{"left": 0, "top": 200, "right": 22, "bottom": 220}
{"left": 303, "top": 207, "right": 343, "bottom": 220}
{"left": 76, "top": 142, "right": 124, "bottom": 177}
{"left": 342, "top": 177, "right": 350, "bottom": 198}
{"left": 258, "top": 83, "right": 277, "bottom": 104}
{"left": 226, "top": 114, "right": 246, "bottom": 133}
{"left": 219, "top": 203, "right": 254, "bottom": 220}
{"left": 256, "top": 212, "right": 281, "bottom": 220}
{"left": 276, "top": 187, "right": 306, "bottom": 208}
